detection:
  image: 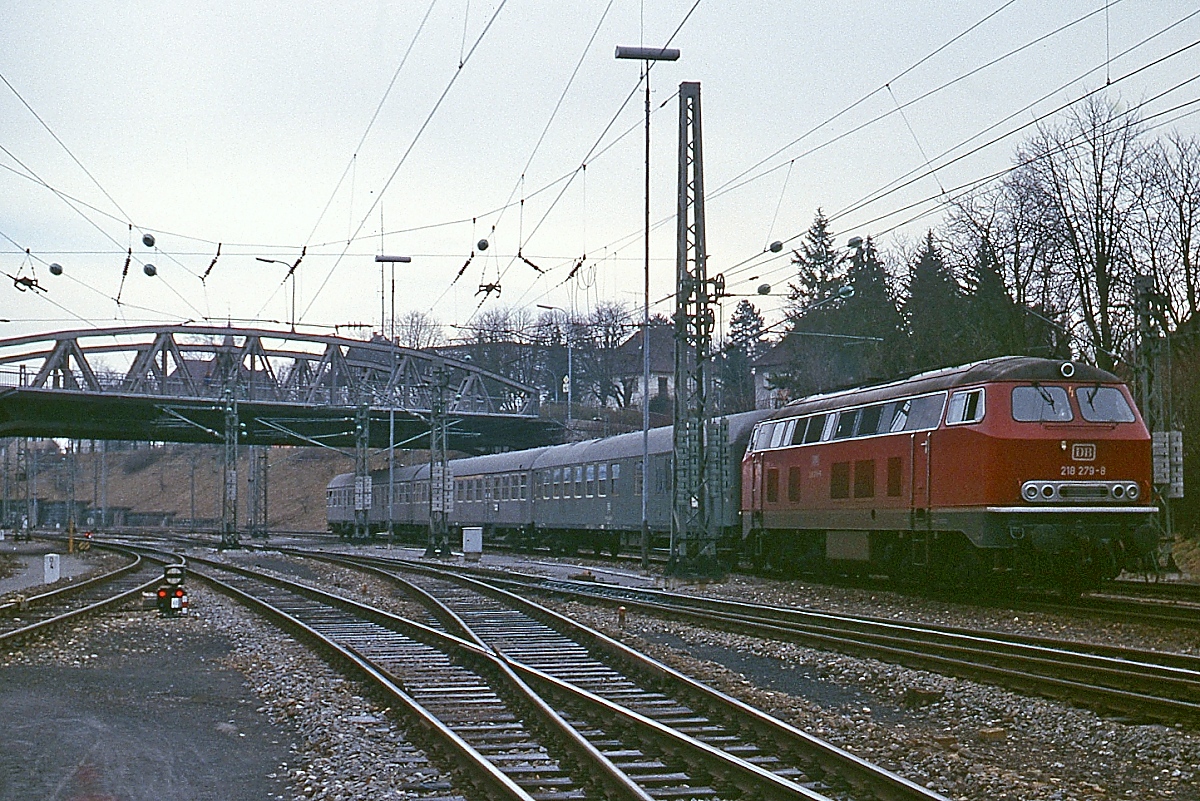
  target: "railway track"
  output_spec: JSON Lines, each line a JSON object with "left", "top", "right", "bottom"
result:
{"left": 1017, "top": 587, "right": 1200, "bottom": 629}
{"left": 0, "top": 544, "right": 172, "bottom": 646}
{"left": 328, "top": 554, "right": 1200, "bottom": 727}
{"left": 181, "top": 548, "right": 947, "bottom": 801}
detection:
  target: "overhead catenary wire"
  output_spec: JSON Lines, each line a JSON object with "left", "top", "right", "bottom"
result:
{"left": 655, "top": 18, "right": 1200, "bottom": 303}
{"left": 302, "top": 0, "right": 510, "bottom": 320}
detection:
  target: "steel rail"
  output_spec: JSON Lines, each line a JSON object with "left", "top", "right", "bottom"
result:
{"left": 180, "top": 553, "right": 665, "bottom": 801}
{"left": 0, "top": 545, "right": 173, "bottom": 645}
{"left": 412, "top": 563, "right": 1200, "bottom": 725}
{"left": 295, "top": 551, "right": 840, "bottom": 801}
{"left": 302, "top": 550, "right": 948, "bottom": 801}
{"left": 0, "top": 542, "right": 141, "bottom": 614}
{"left": 180, "top": 555, "right": 545, "bottom": 801}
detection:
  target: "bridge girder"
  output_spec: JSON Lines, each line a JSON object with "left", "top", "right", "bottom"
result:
{"left": 0, "top": 325, "right": 554, "bottom": 452}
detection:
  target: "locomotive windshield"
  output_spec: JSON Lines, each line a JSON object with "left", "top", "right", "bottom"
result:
{"left": 1077, "top": 385, "right": 1136, "bottom": 423}
{"left": 1011, "top": 385, "right": 1073, "bottom": 422}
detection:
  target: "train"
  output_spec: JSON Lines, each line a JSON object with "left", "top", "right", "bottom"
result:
{"left": 328, "top": 356, "right": 1160, "bottom": 591}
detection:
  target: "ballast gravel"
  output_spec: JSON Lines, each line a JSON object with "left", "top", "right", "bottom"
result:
{"left": 10, "top": 544, "right": 1198, "bottom": 801}
{"left": 221, "top": 548, "right": 1200, "bottom": 801}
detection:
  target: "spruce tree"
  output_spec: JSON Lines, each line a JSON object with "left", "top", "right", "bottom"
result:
{"left": 904, "top": 232, "right": 969, "bottom": 372}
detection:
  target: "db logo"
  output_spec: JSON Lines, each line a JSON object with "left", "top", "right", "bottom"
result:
{"left": 1071, "top": 443, "right": 1096, "bottom": 461}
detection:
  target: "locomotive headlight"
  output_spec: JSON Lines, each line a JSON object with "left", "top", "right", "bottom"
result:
{"left": 1022, "top": 482, "right": 1040, "bottom": 501}
{"left": 1125, "top": 483, "right": 1140, "bottom": 501}
{"left": 1041, "top": 484, "right": 1056, "bottom": 499}
{"left": 1111, "top": 484, "right": 1125, "bottom": 499}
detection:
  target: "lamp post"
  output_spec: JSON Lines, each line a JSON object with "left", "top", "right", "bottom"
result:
{"left": 375, "top": 254, "right": 412, "bottom": 341}
{"left": 537, "top": 304, "right": 573, "bottom": 425}
{"left": 616, "top": 43, "right": 679, "bottom": 571}
{"left": 375, "top": 254, "right": 412, "bottom": 546}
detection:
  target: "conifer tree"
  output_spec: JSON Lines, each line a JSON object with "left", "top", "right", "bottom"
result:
{"left": 904, "top": 232, "right": 969, "bottom": 372}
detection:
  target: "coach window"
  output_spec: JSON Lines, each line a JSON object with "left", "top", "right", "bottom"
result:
{"left": 759, "top": 422, "right": 779, "bottom": 450}
{"left": 611, "top": 463, "right": 620, "bottom": 496}
{"left": 766, "top": 468, "right": 779, "bottom": 503}
{"left": 634, "top": 462, "right": 643, "bottom": 496}
{"left": 552, "top": 468, "right": 561, "bottom": 499}
{"left": 947, "top": 388, "right": 985, "bottom": 425}
{"left": 575, "top": 465, "right": 584, "bottom": 498}
{"left": 891, "top": 392, "right": 947, "bottom": 431}
{"left": 598, "top": 463, "right": 608, "bottom": 496}
{"left": 520, "top": 473, "right": 528, "bottom": 500}
{"left": 1012, "top": 385, "right": 1073, "bottom": 422}
{"left": 833, "top": 409, "right": 859, "bottom": 440}
{"left": 586, "top": 464, "right": 595, "bottom": 497}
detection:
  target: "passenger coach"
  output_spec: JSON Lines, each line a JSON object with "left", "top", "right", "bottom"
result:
{"left": 742, "top": 357, "right": 1158, "bottom": 590}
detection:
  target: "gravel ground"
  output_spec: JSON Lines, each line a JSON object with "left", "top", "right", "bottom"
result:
{"left": 14, "top": 545, "right": 1196, "bottom": 801}
{"left": 219, "top": 549, "right": 1200, "bottom": 801}
{"left": 1, "top": 579, "right": 460, "bottom": 801}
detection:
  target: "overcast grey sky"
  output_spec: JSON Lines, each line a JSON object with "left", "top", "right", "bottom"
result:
{"left": 2, "top": 1, "right": 1197, "bottom": 342}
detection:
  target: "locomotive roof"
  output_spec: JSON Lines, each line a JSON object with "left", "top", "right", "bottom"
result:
{"left": 767, "top": 357, "right": 1121, "bottom": 420}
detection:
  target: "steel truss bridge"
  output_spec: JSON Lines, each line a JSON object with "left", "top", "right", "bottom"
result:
{"left": 0, "top": 325, "right": 556, "bottom": 548}
{"left": 0, "top": 324, "right": 553, "bottom": 451}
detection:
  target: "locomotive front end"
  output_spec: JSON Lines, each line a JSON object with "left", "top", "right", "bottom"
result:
{"left": 990, "top": 373, "right": 1158, "bottom": 588}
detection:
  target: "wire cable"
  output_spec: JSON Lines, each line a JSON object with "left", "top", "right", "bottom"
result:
{"left": 302, "top": 0, "right": 510, "bottom": 319}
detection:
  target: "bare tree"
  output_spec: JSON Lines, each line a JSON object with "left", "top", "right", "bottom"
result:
{"left": 393, "top": 310, "right": 446, "bottom": 350}
{"left": 1022, "top": 97, "right": 1147, "bottom": 370}
{"left": 1142, "top": 134, "right": 1200, "bottom": 325}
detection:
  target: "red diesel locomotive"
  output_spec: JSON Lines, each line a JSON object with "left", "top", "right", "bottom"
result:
{"left": 742, "top": 357, "right": 1158, "bottom": 590}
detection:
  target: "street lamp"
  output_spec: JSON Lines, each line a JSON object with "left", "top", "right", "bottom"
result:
{"left": 537, "top": 304, "right": 573, "bottom": 425}
{"left": 375, "top": 255, "right": 412, "bottom": 548}
{"left": 616, "top": 43, "right": 679, "bottom": 570}
{"left": 375, "top": 254, "right": 412, "bottom": 342}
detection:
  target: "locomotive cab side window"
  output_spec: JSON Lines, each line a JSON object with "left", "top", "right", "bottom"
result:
{"left": 857, "top": 404, "right": 884, "bottom": 436}
{"left": 1012, "top": 385, "right": 1073, "bottom": 422}
{"left": 1077, "top": 386, "right": 1135, "bottom": 422}
{"left": 802, "top": 414, "right": 826, "bottom": 444}
{"left": 946, "top": 388, "right": 985, "bottom": 425}
{"left": 833, "top": 409, "right": 859, "bottom": 440}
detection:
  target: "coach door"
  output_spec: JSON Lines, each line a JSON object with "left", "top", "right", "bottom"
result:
{"left": 909, "top": 431, "right": 932, "bottom": 566}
